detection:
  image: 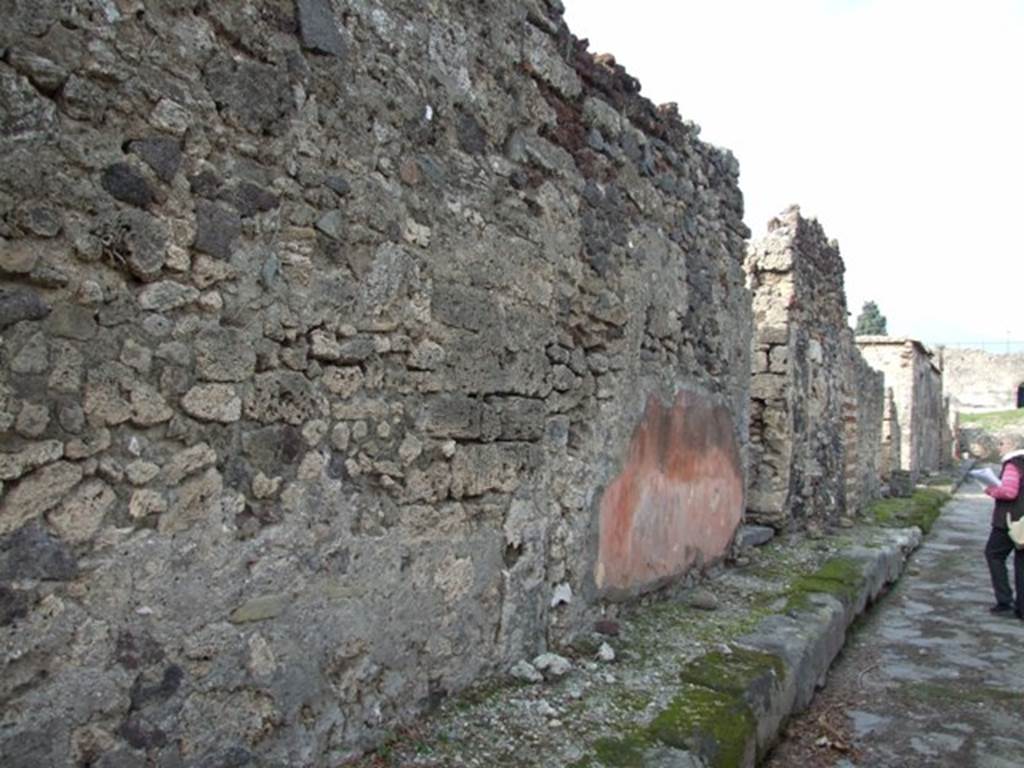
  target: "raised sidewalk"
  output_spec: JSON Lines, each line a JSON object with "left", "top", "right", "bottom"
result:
{"left": 348, "top": 508, "right": 943, "bottom": 767}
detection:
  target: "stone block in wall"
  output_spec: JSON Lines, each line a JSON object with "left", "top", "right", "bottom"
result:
{"left": 757, "top": 326, "right": 790, "bottom": 346}
{"left": 751, "top": 372, "right": 787, "bottom": 401}
{"left": 768, "top": 345, "right": 789, "bottom": 373}
{"left": 747, "top": 489, "right": 789, "bottom": 520}
{"left": 752, "top": 348, "right": 770, "bottom": 374}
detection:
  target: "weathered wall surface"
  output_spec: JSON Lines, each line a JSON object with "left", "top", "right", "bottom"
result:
{"left": 596, "top": 389, "right": 743, "bottom": 597}
{"left": 0, "top": 1, "right": 752, "bottom": 764}
{"left": 857, "top": 338, "right": 948, "bottom": 477}
{"left": 745, "top": 206, "right": 882, "bottom": 528}
{"left": 843, "top": 340, "right": 883, "bottom": 514}
{"left": 943, "top": 396, "right": 959, "bottom": 462}
{"left": 942, "top": 348, "right": 1024, "bottom": 413}
{"left": 879, "top": 387, "right": 902, "bottom": 481}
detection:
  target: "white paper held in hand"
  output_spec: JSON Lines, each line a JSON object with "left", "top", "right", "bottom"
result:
{"left": 969, "top": 467, "right": 1001, "bottom": 488}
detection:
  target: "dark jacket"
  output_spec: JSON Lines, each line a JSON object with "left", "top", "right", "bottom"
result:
{"left": 992, "top": 456, "right": 1024, "bottom": 529}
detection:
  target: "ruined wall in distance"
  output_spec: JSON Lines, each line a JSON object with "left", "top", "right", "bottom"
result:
{"left": 921, "top": 358, "right": 949, "bottom": 470}
{"left": 746, "top": 206, "right": 882, "bottom": 528}
{"left": 879, "top": 387, "right": 902, "bottom": 481}
{"left": 843, "top": 335, "right": 883, "bottom": 514}
{"left": 0, "top": 1, "right": 751, "bottom": 764}
{"left": 857, "top": 338, "right": 947, "bottom": 478}
{"left": 942, "top": 347, "right": 1024, "bottom": 413}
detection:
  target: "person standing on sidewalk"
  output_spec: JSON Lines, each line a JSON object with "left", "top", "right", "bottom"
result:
{"left": 984, "top": 441, "right": 1024, "bottom": 618}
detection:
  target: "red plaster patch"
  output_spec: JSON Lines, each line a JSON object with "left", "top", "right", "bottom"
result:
{"left": 595, "top": 390, "right": 744, "bottom": 594}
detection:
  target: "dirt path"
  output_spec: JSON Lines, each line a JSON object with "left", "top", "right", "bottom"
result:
{"left": 764, "top": 486, "right": 1024, "bottom": 768}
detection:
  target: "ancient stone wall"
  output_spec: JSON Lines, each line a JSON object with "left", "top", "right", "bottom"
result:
{"left": 920, "top": 357, "right": 948, "bottom": 470}
{"left": 0, "top": 1, "right": 752, "bottom": 764}
{"left": 857, "top": 338, "right": 947, "bottom": 478}
{"left": 745, "top": 206, "right": 881, "bottom": 528}
{"left": 879, "top": 387, "right": 902, "bottom": 481}
{"left": 843, "top": 336, "right": 884, "bottom": 514}
{"left": 941, "top": 348, "right": 1024, "bottom": 413}
{"left": 943, "top": 396, "right": 959, "bottom": 462}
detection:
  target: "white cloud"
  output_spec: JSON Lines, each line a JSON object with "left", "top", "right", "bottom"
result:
{"left": 563, "top": 0, "right": 1024, "bottom": 348}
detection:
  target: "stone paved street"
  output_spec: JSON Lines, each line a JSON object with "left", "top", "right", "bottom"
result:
{"left": 767, "top": 485, "right": 1024, "bottom": 768}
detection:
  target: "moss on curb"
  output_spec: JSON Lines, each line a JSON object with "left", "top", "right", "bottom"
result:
{"left": 610, "top": 688, "right": 653, "bottom": 713}
{"left": 784, "top": 555, "right": 865, "bottom": 613}
{"left": 618, "top": 598, "right": 776, "bottom": 665}
{"left": 579, "top": 554, "right": 887, "bottom": 767}
{"left": 679, "top": 647, "right": 785, "bottom": 698}
{"left": 578, "top": 651, "right": 777, "bottom": 768}
{"left": 870, "top": 488, "right": 949, "bottom": 533}
{"left": 591, "top": 733, "right": 652, "bottom": 767}
{"left": 648, "top": 682, "right": 756, "bottom": 768}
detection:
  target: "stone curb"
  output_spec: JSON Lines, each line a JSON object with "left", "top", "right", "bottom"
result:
{"left": 635, "top": 527, "right": 923, "bottom": 768}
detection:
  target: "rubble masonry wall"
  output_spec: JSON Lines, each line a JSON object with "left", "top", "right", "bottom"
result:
{"left": 746, "top": 206, "right": 882, "bottom": 528}
{"left": 0, "top": 1, "right": 752, "bottom": 764}
{"left": 857, "top": 338, "right": 948, "bottom": 478}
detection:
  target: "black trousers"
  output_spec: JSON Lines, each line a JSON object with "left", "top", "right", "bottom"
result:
{"left": 984, "top": 526, "right": 1024, "bottom": 615}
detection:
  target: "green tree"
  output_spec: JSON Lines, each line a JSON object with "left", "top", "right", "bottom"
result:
{"left": 854, "top": 301, "right": 887, "bottom": 335}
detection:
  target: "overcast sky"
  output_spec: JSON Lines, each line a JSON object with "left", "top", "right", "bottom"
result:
{"left": 563, "top": 0, "right": 1024, "bottom": 351}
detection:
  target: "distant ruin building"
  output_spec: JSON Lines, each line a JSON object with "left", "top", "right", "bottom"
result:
{"left": 857, "top": 338, "right": 949, "bottom": 480}
{"left": 941, "top": 348, "right": 1024, "bottom": 413}
{"left": 879, "top": 387, "right": 903, "bottom": 481}
{"left": 842, "top": 338, "right": 886, "bottom": 516}
{"left": 745, "top": 206, "right": 882, "bottom": 529}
